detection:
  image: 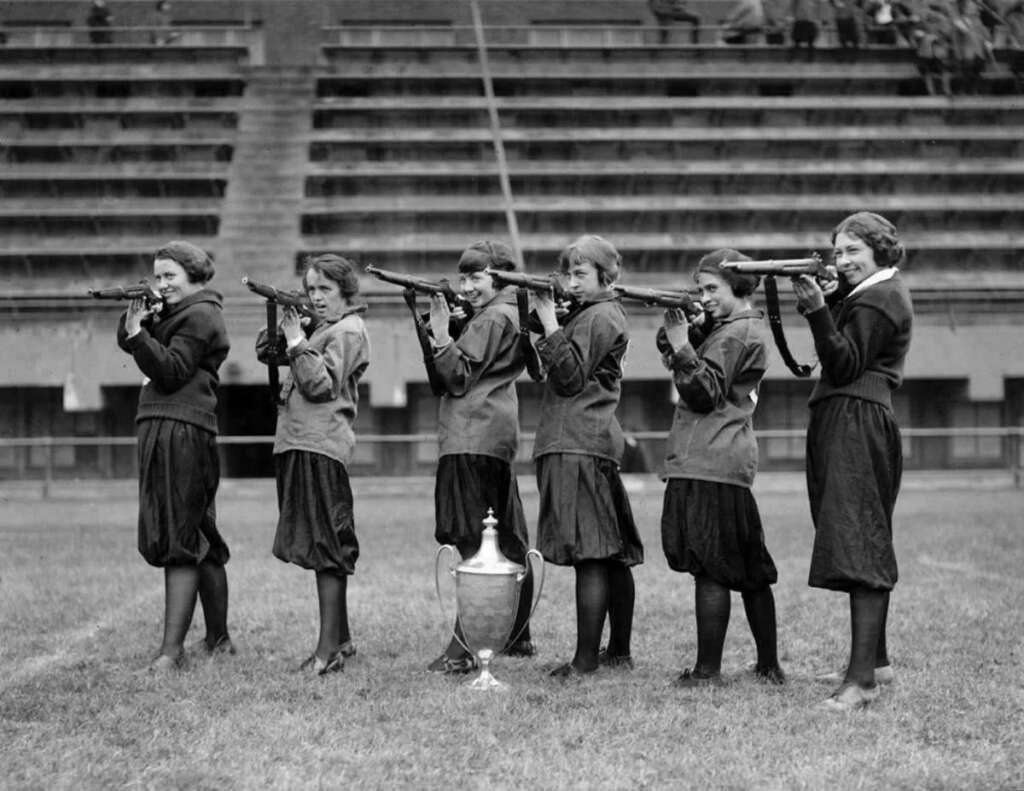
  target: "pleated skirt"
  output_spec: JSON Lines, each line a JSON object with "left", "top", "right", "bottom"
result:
{"left": 661, "top": 478, "right": 777, "bottom": 591}
{"left": 806, "top": 396, "right": 902, "bottom": 591}
{"left": 535, "top": 453, "right": 644, "bottom": 567}
{"left": 137, "top": 418, "right": 229, "bottom": 568}
{"left": 273, "top": 450, "right": 359, "bottom": 574}
{"left": 434, "top": 453, "right": 529, "bottom": 563}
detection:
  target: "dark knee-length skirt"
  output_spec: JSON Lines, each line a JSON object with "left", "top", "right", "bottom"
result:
{"left": 806, "top": 396, "right": 902, "bottom": 592}
{"left": 661, "top": 478, "right": 777, "bottom": 591}
{"left": 137, "top": 418, "right": 229, "bottom": 568}
{"left": 274, "top": 450, "right": 359, "bottom": 574}
{"left": 535, "top": 453, "right": 644, "bottom": 567}
{"left": 434, "top": 453, "right": 529, "bottom": 563}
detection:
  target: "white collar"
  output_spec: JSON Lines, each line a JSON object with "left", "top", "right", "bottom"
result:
{"left": 849, "top": 267, "right": 897, "bottom": 297}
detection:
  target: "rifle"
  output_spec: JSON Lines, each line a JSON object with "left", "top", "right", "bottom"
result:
{"left": 241, "top": 276, "right": 318, "bottom": 321}
{"left": 717, "top": 254, "right": 836, "bottom": 282}
{"left": 364, "top": 264, "right": 471, "bottom": 397}
{"left": 483, "top": 268, "right": 572, "bottom": 302}
{"left": 88, "top": 281, "right": 163, "bottom": 312}
{"left": 718, "top": 253, "right": 832, "bottom": 378}
{"left": 612, "top": 283, "right": 704, "bottom": 318}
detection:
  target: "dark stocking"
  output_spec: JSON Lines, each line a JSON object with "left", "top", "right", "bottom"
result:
{"left": 572, "top": 560, "right": 609, "bottom": 672}
{"left": 506, "top": 568, "right": 534, "bottom": 647}
{"left": 314, "top": 571, "right": 345, "bottom": 662}
{"left": 159, "top": 565, "right": 199, "bottom": 659}
{"left": 335, "top": 574, "right": 351, "bottom": 646}
{"left": 605, "top": 562, "right": 635, "bottom": 657}
{"left": 846, "top": 587, "right": 887, "bottom": 687}
{"left": 197, "top": 560, "right": 230, "bottom": 647}
{"left": 693, "top": 575, "right": 731, "bottom": 676}
{"left": 741, "top": 586, "right": 779, "bottom": 670}
{"left": 875, "top": 591, "right": 890, "bottom": 667}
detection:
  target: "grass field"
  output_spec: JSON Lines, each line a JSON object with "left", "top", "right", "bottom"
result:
{"left": 1, "top": 476, "right": 1022, "bottom": 790}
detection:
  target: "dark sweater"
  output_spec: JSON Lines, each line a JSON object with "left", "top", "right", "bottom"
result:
{"left": 117, "top": 289, "right": 230, "bottom": 433}
{"left": 804, "top": 272, "right": 913, "bottom": 408}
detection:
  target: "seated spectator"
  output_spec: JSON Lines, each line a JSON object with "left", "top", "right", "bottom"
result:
{"left": 87, "top": 0, "right": 113, "bottom": 45}
{"left": 720, "top": 0, "right": 766, "bottom": 43}
{"left": 912, "top": 0, "right": 957, "bottom": 94}
{"left": 789, "top": 0, "right": 820, "bottom": 60}
{"left": 649, "top": 0, "right": 703, "bottom": 44}
{"left": 832, "top": 0, "right": 863, "bottom": 60}
{"left": 954, "top": 0, "right": 994, "bottom": 93}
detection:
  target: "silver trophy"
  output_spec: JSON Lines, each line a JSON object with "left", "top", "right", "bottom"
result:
{"left": 435, "top": 509, "right": 545, "bottom": 690}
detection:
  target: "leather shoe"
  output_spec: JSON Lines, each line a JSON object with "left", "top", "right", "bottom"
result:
{"left": 148, "top": 651, "right": 184, "bottom": 673}
{"left": 598, "top": 647, "right": 634, "bottom": 670}
{"left": 504, "top": 639, "right": 537, "bottom": 658}
{"left": 549, "top": 662, "right": 596, "bottom": 679}
{"left": 672, "top": 667, "right": 724, "bottom": 688}
{"left": 426, "top": 653, "right": 477, "bottom": 674}
{"left": 821, "top": 682, "right": 880, "bottom": 711}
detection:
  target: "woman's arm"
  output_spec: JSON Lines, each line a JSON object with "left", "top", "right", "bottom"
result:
{"left": 432, "top": 312, "right": 512, "bottom": 398}
{"left": 538, "top": 307, "right": 623, "bottom": 397}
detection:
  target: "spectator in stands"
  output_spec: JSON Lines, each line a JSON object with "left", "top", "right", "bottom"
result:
{"left": 789, "top": 0, "right": 820, "bottom": 60}
{"left": 255, "top": 254, "right": 369, "bottom": 676}
{"left": 791, "top": 212, "right": 913, "bottom": 711}
{"left": 954, "top": 0, "right": 994, "bottom": 92}
{"left": 86, "top": 0, "right": 113, "bottom": 45}
{"left": 719, "top": 0, "right": 767, "bottom": 43}
{"left": 831, "top": 0, "right": 863, "bottom": 59}
{"left": 423, "top": 241, "right": 536, "bottom": 674}
{"left": 532, "top": 235, "right": 644, "bottom": 678}
{"left": 116, "top": 240, "right": 233, "bottom": 672}
{"left": 649, "top": 0, "right": 703, "bottom": 44}
{"left": 657, "top": 249, "right": 785, "bottom": 689}
{"left": 863, "top": 0, "right": 899, "bottom": 43}
{"left": 912, "top": 0, "right": 957, "bottom": 95}
{"left": 152, "top": 0, "right": 179, "bottom": 46}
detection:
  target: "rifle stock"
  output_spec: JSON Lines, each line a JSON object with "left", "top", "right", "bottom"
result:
{"left": 718, "top": 254, "right": 836, "bottom": 281}
{"left": 88, "top": 281, "right": 162, "bottom": 308}
{"left": 242, "top": 276, "right": 318, "bottom": 320}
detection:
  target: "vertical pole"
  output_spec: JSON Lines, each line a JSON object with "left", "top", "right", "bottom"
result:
{"left": 43, "top": 437, "right": 54, "bottom": 500}
{"left": 468, "top": 0, "right": 524, "bottom": 268}
{"left": 1013, "top": 427, "right": 1022, "bottom": 489}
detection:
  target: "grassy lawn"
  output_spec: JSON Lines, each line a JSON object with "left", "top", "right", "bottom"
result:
{"left": 1, "top": 478, "right": 1022, "bottom": 790}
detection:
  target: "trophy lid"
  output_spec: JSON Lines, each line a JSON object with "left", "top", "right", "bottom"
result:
{"left": 457, "top": 509, "right": 525, "bottom": 576}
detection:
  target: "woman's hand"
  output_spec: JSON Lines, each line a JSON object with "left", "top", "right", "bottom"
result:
{"left": 428, "top": 294, "right": 452, "bottom": 347}
{"left": 663, "top": 307, "right": 691, "bottom": 353}
{"left": 792, "top": 274, "right": 826, "bottom": 313}
{"left": 532, "top": 291, "right": 560, "bottom": 336}
{"left": 281, "top": 306, "right": 303, "bottom": 345}
{"left": 124, "top": 297, "right": 156, "bottom": 336}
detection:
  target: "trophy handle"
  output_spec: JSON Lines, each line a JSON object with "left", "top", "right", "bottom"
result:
{"left": 506, "top": 548, "right": 546, "bottom": 649}
{"left": 434, "top": 544, "right": 464, "bottom": 648}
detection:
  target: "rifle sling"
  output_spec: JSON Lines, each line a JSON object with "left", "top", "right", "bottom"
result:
{"left": 402, "top": 288, "right": 447, "bottom": 397}
{"left": 515, "top": 288, "right": 545, "bottom": 382}
{"left": 265, "top": 300, "right": 281, "bottom": 407}
{"left": 763, "top": 274, "right": 814, "bottom": 378}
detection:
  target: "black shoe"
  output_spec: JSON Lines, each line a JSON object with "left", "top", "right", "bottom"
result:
{"left": 598, "top": 646, "right": 634, "bottom": 670}
{"left": 148, "top": 651, "right": 184, "bottom": 674}
{"left": 188, "top": 634, "right": 236, "bottom": 657}
{"left": 673, "top": 667, "right": 724, "bottom": 688}
{"left": 549, "top": 662, "right": 595, "bottom": 679}
{"left": 297, "top": 650, "right": 345, "bottom": 675}
{"left": 752, "top": 663, "right": 786, "bottom": 685}
{"left": 337, "top": 640, "right": 357, "bottom": 659}
{"left": 504, "top": 639, "right": 536, "bottom": 658}
{"left": 426, "top": 653, "right": 477, "bottom": 675}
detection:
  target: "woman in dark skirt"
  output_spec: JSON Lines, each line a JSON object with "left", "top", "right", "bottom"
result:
{"left": 425, "top": 240, "right": 534, "bottom": 673}
{"left": 116, "top": 240, "right": 233, "bottom": 671}
{"left": 532, "top": 235, "right": 644, "bottom": 677}
{"left": 658, "top": 249, "right": 784, "bottom": 688}
{"left": 792, "top": 212, "right": 913, "bottom": 711}
{"left": 256, "top": 254, "right": 370, "bottom": 676}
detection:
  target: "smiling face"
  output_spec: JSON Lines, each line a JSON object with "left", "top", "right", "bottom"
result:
{"left": 304, "top": 268, "right": 346, "bottom": 320}
{"left": 695, "top": 270, "right": 742, "bottom": 321}
{"left": 562, "top": 258, "right": 605, "bottom": 302}
{"left": 459, "top": 270, "right": 498, "bottom": 308}
{"left": 833, "top": 231, "right": 882, "bottom": 288}
{"left": 153, "top": 257, "right": 203, "bottom": 305}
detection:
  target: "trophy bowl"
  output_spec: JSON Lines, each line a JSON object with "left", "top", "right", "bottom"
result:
{"left": 436, "top": 509, "right": 545, "bottom": 690}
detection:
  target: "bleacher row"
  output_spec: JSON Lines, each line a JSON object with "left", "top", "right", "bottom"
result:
{"left": 0, "top": 22, "right": 1022, "bottom": 292}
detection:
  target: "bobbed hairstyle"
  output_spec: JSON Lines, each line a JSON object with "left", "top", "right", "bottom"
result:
{"left": 831, "top": 211, "right": 905, "bottom": 268}
{"left": 154, "top": 240, "right": 215, "bottom": 284}
{"left": 556, "top": 234, "right": 622, "bottom": 286}
{"left": 458, "top": 240, "right": 521, "bottom": 275}
{"left": 696, "top": 248, "right": 759, "bottom": 298}
{"left": 303, "top": 253, "right": 359, "bottom": 298}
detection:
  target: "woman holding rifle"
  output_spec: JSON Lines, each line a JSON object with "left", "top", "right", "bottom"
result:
{"left": 658, "top": 248, "right": 785, "bottom": 688}
{"left": 424, "top": 240, "right": 536, "bottom": 674}
{"left": 532, "top": 234, "right": 644, "bottom": 678}
{"left": 116, "top": 240, "right": 233, "bottom": 671}
{"left": 256, "top": 254, "right": 370, "bottom": 676}
{"left": 792, "top": 212, "right": 913, "bottom": 711}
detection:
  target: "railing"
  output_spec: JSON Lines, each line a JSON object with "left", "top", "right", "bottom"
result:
{"left": 1, "top": 427, "right": 1022, "bottom": 497}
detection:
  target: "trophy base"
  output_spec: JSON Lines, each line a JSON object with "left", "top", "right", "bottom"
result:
{"left": 466, "top": 649, "right": 508, "bottom": 691}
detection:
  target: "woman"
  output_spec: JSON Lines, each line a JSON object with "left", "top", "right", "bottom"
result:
{"left": 792, "top": 212, "right": 913, "bottom": 711}
{"left": 425, "top": 240, "right": 535, "bottom": 674}
{"left": 659, "top": 249, "right": 785, "bottom": 687}
{"left": 532, "top": 234, "right": 644, "bottom": 677}
{"left": 117, "top": 240, "right": 232, "bottom": 671}
{"left": 257, "top": 254, "right": 370, "bottom": 676}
